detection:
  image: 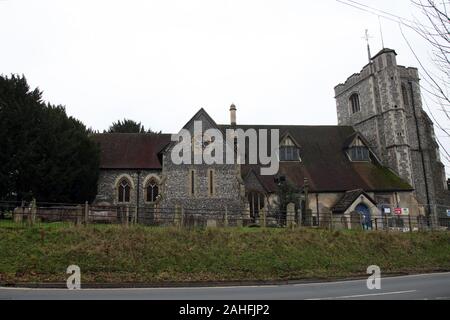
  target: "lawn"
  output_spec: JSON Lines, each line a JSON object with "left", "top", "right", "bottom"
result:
{"left": 1, "top": 221, "right": 450, "bottom": 285}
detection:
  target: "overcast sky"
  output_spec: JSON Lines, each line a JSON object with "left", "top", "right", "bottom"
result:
{"left": 1, "top": 0, "right": 448, "bottom": 176}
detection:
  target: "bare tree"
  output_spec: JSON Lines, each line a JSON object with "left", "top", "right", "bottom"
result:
{"left": 411, "top": 0, "right": 449, "bottom": 121}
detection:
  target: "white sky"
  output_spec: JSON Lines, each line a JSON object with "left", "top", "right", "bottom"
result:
{"left": 0, "top": 0, "right": 448, "bottom": 177}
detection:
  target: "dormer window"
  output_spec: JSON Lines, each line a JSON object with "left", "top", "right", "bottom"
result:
{"left": 350, "top": 93, "right": 361, "bottom": 114}
{"left": 348, "top": 146, "right": 370, "bottom": 162}
{"left": 279, "top": 136, "right": 301, "bottom": 162}
{"left": 346, "top": 136, "right": 371, "bottom": 162}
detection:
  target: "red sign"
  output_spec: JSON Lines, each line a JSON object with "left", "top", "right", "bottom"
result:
{"left": 394, "top": 208, "right": 402, "bottom": 215}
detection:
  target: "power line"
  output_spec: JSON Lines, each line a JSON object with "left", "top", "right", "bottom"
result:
{"left": 344, "top": 0, "right": 435, "bottom": 31}
{"left": 398, "top": 22, "right": 450, "bottom": 131}
{"left": 335, "top": 0, "right": 434, "bottom": 31}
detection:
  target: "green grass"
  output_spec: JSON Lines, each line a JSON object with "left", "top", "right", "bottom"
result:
{"left": 1, "top": 221, "right": 450, "bottom": 284}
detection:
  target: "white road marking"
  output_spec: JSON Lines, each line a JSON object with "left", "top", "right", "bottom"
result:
{"left": 1, "top": 272, "right": 449, "bottom": 291}
{"left": 308, "top": 290, "right": 418, "bottom": 300}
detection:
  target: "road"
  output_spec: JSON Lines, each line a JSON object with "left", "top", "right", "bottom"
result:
{"left": 1, "top": 272, "right": 450, "bottom": 300}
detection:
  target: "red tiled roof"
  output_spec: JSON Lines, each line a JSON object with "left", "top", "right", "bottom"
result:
{"left": 91, "top": 133, "right": 171, "bottom": 169}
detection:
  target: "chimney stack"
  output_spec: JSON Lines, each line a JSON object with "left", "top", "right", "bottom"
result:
{"left": 230, "top": 103, "right": 236, "bottom": 126}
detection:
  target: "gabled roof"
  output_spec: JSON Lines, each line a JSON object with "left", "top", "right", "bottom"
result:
{"left": 182, "top": 108, "right": 219, "bottom": 131}
{"left": 91, "top": 133, "right": 171, "bottom": 169}
{"left": 162, "top": 108, "right": 221, "bottom": 154}
{"left": 343, "top": 131, "right": 382, "bottom": 164}
{"left": 332, "top": 189, "right": 377, "bottom": 213}
{"left": 280, "top": 131, "right": 301, "bottom": 148}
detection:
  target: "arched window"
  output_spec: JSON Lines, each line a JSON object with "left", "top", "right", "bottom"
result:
{"left": 118, "top": 179, "right": 131, "bottom": 203}
{"left": 248, "top": 191, "right": 265, "bottom": 219}
{"left": 350, "top": 93, "right": 361, "bottom": 114}
{"left": 146, "top": 179, "right": 159, "bottom": 203}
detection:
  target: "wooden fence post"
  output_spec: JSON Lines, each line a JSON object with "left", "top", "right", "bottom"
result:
{"left": 224, "top": 206, "right": 229, "bottom": 228}
{"left": 287, "top": 203, "right": 295, "bottom": 230}
{"left": 174, "top": 205, "right": 181, "bottom": 228}
{"left": 260, "top": 207, "right": 267, "bottom": 228}
{"left": 125, "top": 207, "right": 129, "bottom": 227}
{"left": 329, "top": 211, "right": 334, "bottom": 231}
{"left": 181, "top": 206, "right": 185, "bottom": 228}
{"left": 30, "top": 199, "right": 37, "bottom": 226}
{"left": 84, "top": 201, "right": 89, "bottom": 225}
{"left": 76, "top": 204, "right": 83, "bottom": 226}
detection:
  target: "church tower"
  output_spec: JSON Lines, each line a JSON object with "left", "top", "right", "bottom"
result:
{"left": 334, "top": 48, "right": 449, "bottom": 214}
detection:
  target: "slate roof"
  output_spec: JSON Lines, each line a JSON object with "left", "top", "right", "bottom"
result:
{"left": 91, "top": 122, "right": 413, "bottom": 193}
{"left": 331, "top": 189, "right": 377, "bottom": 213}
{"left": 91, "top": 133, "right": 171, "bottom": 169}
{"left": 220, "top": 125, "right": 413, "bottom": 193}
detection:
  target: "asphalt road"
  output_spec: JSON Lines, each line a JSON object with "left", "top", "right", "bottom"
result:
{"left": 1, "top": 272, "right": 450, "bottom": 300}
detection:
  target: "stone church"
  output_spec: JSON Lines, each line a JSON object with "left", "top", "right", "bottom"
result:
{"left": 91, "top": 48, "right": 449, "bottom": 226}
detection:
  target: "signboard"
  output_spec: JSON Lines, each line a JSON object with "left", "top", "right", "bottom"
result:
{"left": 383, "top": 207, "right": 391, "bottom": 214}
{"left": 447, "top": 209, "right": 450, "bottom": 217}
{"left": 394, "top": 208, "right": 409, "bottom": 216}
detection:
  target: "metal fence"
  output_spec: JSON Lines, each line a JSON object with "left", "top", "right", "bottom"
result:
{"left": 1, "top": 200, "right": 449, "bottom": 232}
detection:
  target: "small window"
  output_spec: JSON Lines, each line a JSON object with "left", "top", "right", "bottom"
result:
{"left": 118, "top": 179, "right": 131, "bottom": 203}
{"left": 189, "top": 170, "right": 195, "bottom": 196}
{"left": 145, "top": 179, "right": 159, "bottom": 202}
{"left": 402, "top": 84, "right": 409, "bottom": 108}
{"left": 350, "top": 93, "right": 361, "bottom": 114}
{"left": 208, "top": 170, "right": 215, "bottom": 196}
{"left": 348, "top": 146, "right": 370, "bottom": 162}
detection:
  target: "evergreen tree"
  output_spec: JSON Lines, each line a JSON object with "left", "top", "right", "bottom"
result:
{"left": 0, "top": 74, "right": 100, "bottom": 203}
{"left": 107, "top": 119, "right": 160, "bottom": 134}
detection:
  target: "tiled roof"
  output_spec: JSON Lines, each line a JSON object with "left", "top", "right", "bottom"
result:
{"left": 223, "top": 125, "right": 413, "bottom": 193}
{"left": 91, "top": 124, "right": 413, "bottom": 193}
{"left": 91, "top": 133, "right": 171, "bottom": 169}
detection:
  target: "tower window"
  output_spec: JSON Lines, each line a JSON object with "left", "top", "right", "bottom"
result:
{"left": 118, "top": 179, "right": 131, "bottom": 203}
{"left": 402, "top": 84, "right": 409, "bottom": 108}
{"left": 350, "top": 93, "right": 361, "bottom": 114}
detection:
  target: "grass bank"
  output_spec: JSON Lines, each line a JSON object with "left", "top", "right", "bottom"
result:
{"left": 0, "top": 221, "right": 449, "bottom": 284}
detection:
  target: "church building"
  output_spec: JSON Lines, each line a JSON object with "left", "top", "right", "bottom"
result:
{"left": 91, "top": 48, "right": 450, "bottom": 227}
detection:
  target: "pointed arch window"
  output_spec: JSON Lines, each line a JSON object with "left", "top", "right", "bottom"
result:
{"left": 350, "top": 93, "right": 361, "bottom": 114}
{"left": 145, "top": 179, "right": 159, "bottom": 203}
{"left": 248, "top": 191, "right": 265, "bottom": 220}
{"left": 118, "top": 179, "right": 131, "bottom": 203}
